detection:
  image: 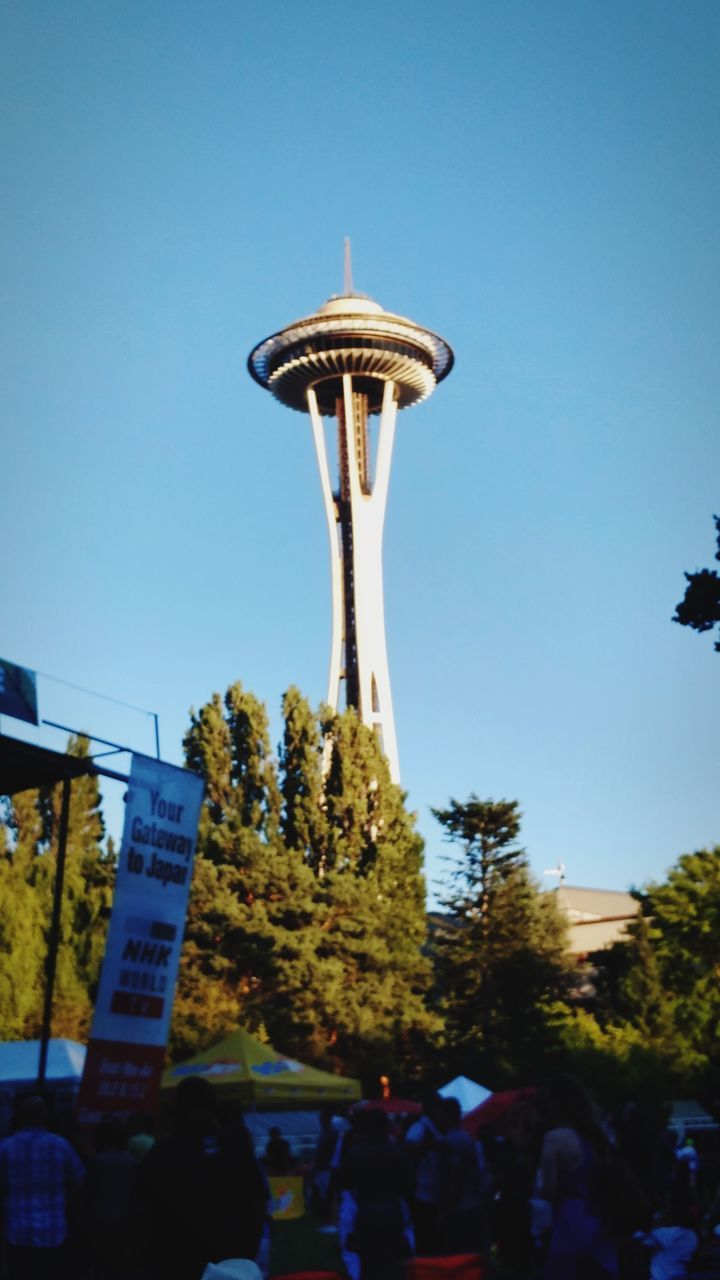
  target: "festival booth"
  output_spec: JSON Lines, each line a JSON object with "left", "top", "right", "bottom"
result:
{"left": 162, "top": 1029, "right": 361, "bottom": 1218}
{"left": 162, "top": 1028, "right": 361, "bottom": 1106}
{"left": 438, "top": 1075, "right": 491, "bottom": 1115}
{"left": 668, "top": 1100, "right": 720, "bottom": 1137}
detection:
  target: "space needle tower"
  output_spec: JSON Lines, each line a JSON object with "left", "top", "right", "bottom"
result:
{"left": 248, "top": 247, "right": 453, "bottom": 782}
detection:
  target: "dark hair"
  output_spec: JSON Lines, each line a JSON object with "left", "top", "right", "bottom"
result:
{"left": 420, "top": 1089, "right": 440, "bottom": 1116}
{"left": 14, "top": 1095, "right": 46, "bottom": 1130}
{"left": 545, "top": 1075, "right": 608, "bottom": 1159}
{"left": 440, "top": 1097, "right": 462, "bottom": 1127}
{"left": 365, "top": 1107, "right": 391, "bottom": 1140}
{"left": 173, "top": 1076, "right": 217, "bottom": 1131}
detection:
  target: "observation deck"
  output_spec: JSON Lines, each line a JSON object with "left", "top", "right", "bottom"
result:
{"left": 248, "top": 292, "right": 454, "bottom": 417}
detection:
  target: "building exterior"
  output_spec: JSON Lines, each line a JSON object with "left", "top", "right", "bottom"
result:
{"left": 248, "top": 276, "right": 453, "bottom": 782}
{"left": 555, "top": 884, "right": 640, "bottom": 955}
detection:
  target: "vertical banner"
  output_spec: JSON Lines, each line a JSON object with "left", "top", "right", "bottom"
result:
{"left": 78, "top": 754, "right": 203, "bottom": 1121}
{"left": 0, "top": 658, "right": 38, "bottom": 725}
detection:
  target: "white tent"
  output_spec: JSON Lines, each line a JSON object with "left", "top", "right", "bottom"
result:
{"left": 438, "top": 1075, "right": 491, "bottom": 1115}
{"left": 0, "top": 1039, "right": 86, "bottom": 1085}
{"left": 668, "top": 1100, "right": 719, "bottom": 1135}
{"left": 0, "top": 1040, "right": 87, "bottom": 1137}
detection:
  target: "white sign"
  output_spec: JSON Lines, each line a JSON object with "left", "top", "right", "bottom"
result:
{"left": 79, "top": 754, "right": 203, "bottom": 1114}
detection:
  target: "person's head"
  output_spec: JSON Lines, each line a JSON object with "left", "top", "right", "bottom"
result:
{"left": 545, "top": 1076, "right": 594, "bottom": 1130}
{"left": 269, "top": 1126, "right": 281, "bottom": 1140}
{"left": 439, "top": 1096, "right": 462, "bottom": 1133}
{"left": 544, "top": 1075, "right": 607, "bottom": 1156}
{"left": 420, "top": 1089, "right": 440, "bottom": 1123}
{"left": 173, "top": 1076, "right": 217, "bottom": 1134}
{"left": 365, "top": 1107, "right": 391, "bottom": 1142}
{"left": 15, "top": 1095, "right": 46, "bottom": 1130}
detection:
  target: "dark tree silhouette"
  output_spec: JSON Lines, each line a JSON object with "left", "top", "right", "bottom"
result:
{"left": 673, "top": 516, "right": 720, "bottom": 651}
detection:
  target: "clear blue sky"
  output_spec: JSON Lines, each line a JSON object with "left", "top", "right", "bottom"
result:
{"left": 3, "top": 0, "right": 719, "bottom": 905}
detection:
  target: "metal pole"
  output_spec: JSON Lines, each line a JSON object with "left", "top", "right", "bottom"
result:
{"left": 153, "top": 713, "right": 161, "bottom": 760}
{"left": 38, "top": 776, "right": 71, "bottom": 1089}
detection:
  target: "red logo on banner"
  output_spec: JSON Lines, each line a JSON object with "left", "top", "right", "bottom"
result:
{"left": 110, "top": 991, "right": 164, "bottom": 1019}
{"left": 77, "top": 1039, "right": 166, "bottom": 1121}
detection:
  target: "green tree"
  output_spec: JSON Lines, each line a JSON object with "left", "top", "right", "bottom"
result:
{"left": 587, "top": 911, "right": 675, "bottom": 1045}
{"left": 674, "top": 515, "right": 720, "bottom": 650}
{"left": 317, "top": 708, "right": 439, "bottom": 1082}
{"left": 175, "top": 682, "right": 326, "bottom": 1061}
{"left": 278, "top": 686, "right": 328, "bottom": 869}
{"left": 33, "top": 736, "right": 114, "bottom": 1039}
{"left": 432, "top": 796, "right": 569, "bottom": 1081}
{"left": 175, "top": 684, "right": 439, "bottom": 1084}
{"left": 0, "top": 737, "right": 114, "bottom": 1041}
{"left": 0, "top": 790, "right": 46, "bottom": 1038}
{"left": 549, "top": 855, "right": 720, "bottom": 1105}
{"left": 643, "top": 847, "right": 720, "bottom": 1059}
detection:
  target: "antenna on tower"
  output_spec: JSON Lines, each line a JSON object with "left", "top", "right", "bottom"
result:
{"left": 343, "top": 237, "right": 354, "bottom": 295}
{"left": 544, "top": 861, "right": 567, "bottom": 886}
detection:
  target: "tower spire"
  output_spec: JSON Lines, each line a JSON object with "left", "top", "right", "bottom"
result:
{"left": 343, "top": 237, "right": 353, "bottom": 295}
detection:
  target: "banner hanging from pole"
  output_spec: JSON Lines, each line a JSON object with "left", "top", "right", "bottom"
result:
{"left": 78, "top": 753, "right": 203, "bottom": 1120}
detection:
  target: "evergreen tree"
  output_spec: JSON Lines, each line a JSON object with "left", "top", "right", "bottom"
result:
{"left": 674, "top": 515, "right": 720, "bottom": 651}
{"left": 225, "top": 682, "right": 281, "bottom": 837}
{"left": 175, "top": 682, "right": 326, "bottom": 1060}
{"left": 278, "top": 686, "right": 328, "bottom": 868}
{"left": 643, "top": 847, "right": 720, "bottom": 1059}
{"left": 550, "top": 858, "right": 720, "bottom": 1105}
{"left": 0, "top": 737, "right": 113, "bottom": 1041}
{"left": 0, "top": 791, "right": 46, "bottom": 1038}
{"left": 317, "top": 708, "right": 439, "bottom": 1080}
{"left": 176, "top": 684, "right": 438, "bottom": 1082}
{"left": 33, "top": 736, "right": 113, "bottom": 1039}
{"left": 588, "top": 911, "right": 676, "bottom": 1044}
{"left": 432, "top": 796, "right": 569, "bottom": 1080}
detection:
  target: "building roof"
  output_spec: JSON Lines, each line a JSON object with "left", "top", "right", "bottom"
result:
{"left": 556, "top": 885, "right": 639, "bottom": 922}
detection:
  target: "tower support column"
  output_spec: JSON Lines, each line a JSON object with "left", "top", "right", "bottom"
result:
{"left": 307, "top": 378, "right": 400, "bottom": 782}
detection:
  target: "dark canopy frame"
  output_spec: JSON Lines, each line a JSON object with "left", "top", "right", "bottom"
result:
{"left": 0, "top": 734, "right": 129, "bottom": 1089}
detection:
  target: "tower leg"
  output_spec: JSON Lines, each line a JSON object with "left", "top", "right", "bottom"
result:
{"left": 307, "top": 387, "right": 343, "bottom": 712}
{"left": 306, "top": 380, "right": 400, "bottom": 783}
{"left": 341, "top": 376, "right": 400, "bottom": 783}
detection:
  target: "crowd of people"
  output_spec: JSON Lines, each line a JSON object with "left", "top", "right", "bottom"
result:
{"left": 0, "top": 1075, "right": 719, "bottom": 1280}
{"left": 310, "top": 1078, "right": 720, "bottom": 1280}
{"left": 0, "top": 1081, "right": 266, "bottom": 1280}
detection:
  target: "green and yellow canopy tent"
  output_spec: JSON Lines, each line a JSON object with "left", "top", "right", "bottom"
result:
{"left": 161, "top": 1028, "right": 361, "bottom": 1106}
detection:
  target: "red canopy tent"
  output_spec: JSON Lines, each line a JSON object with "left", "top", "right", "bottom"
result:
{"left": 462, "top": 1088, "right": 536, "bottom": 1134}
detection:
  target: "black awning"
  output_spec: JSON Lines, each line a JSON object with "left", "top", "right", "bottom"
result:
{"left": 0, "top": 735, "right": 98, "bottom": 796}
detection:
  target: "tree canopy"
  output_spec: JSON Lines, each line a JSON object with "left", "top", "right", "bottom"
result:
{"left": 0, "top": 735, "right": 113, "bottom": 1041}
{"left": 674, "top": 515, "right": 720, "bottom": 650}
{"left": 431, "top": 796, "right": 569, "bottom": 1082}
{"left": 1, "top": 703, "right": 718, "bottom": 1108}
{"left": 174, "top": 684, "right": 436, "bottom": 1082}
